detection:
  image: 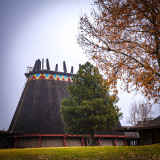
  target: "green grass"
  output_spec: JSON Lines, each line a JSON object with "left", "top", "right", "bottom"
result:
{"left": 0, "top": 144, "right": 160, "bottom": 160}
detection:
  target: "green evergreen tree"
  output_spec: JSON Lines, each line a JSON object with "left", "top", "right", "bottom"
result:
{"left": 60, "top": 62, "right": 122, "bottom": 146}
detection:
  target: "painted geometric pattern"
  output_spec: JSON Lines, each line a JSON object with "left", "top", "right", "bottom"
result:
{"left": 28, "top": 74, "right": 73, "bottom": 82}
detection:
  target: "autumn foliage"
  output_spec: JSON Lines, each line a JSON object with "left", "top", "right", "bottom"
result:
{"left": 78, "top": 0, "right": 160, "bottom": 102}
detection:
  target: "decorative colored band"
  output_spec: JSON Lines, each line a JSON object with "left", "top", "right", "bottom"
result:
{"left": 28, "top": 74, "right": 73, "bottom": 82}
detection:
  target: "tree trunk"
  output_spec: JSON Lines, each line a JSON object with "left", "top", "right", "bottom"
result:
{"left": 89, "top": 133, "right": 95, "bottom": 146}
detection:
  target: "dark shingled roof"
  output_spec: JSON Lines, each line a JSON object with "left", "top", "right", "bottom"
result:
{"left": 119, "top": 116, "right": 160, "bottom": 132}
{"left": 147, "top": 116, "right": 160, "bottom": 126}
{"left": 9, "top": 79, "right": 70, "bottom": 134}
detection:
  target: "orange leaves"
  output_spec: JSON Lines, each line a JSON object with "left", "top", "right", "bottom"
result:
{"left": 78, "top": 0, "right": 160, "bottom": 103}
{"left": 92, "top": 55, "right": 98, "bottom": 61}
{"left": 102, "top": 12, "right": 106, "bottom": 18}
{"left": 117, "top": 34, "right": 121, "bottom": 38}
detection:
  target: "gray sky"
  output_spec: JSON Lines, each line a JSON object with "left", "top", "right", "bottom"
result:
{"left": 0, "top": 0, "right": 159, "bottom": 130}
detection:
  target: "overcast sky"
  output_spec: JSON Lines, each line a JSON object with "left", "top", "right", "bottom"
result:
{"left": 0, "top": 0, "right": 159, "bottom": 130}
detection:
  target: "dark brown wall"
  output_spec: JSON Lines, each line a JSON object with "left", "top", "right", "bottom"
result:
{"left": 139, "top": 129, "right": 160, "bottom": 145}
{"left": 139, "top": 130, "right": 152, "bottom": 145}
{"left": 0, "top": 135, "right": 5, "bottom": 149}
{"left": 0, "top": 135, "right": 15, "bottom": 149}
{"left": 153, "top": 129, "right": 160, "bottom": 144}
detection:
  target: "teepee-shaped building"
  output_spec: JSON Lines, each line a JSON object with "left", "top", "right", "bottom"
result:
{"left": 7, "top": 59, "right": 127, "bottom": 148}
{"left": 9, "top": 59, "right": 73, "bottom": 134}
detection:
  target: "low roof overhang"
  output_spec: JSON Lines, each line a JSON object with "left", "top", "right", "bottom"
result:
{"left": 118, "top": 125, "right": 160, "bottom": 132}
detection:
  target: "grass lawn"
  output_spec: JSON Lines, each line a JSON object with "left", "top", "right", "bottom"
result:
{"left": 0, "top": 144, "right": 160, "bottom": 160}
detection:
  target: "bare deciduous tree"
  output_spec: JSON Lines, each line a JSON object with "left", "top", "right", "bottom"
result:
{"left": 127, "top": 100, "right": 153, "bottom": 126}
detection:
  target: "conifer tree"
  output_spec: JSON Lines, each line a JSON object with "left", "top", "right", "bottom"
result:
{"left": 60, "top": 62, "right": 122, "bottom": 146}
